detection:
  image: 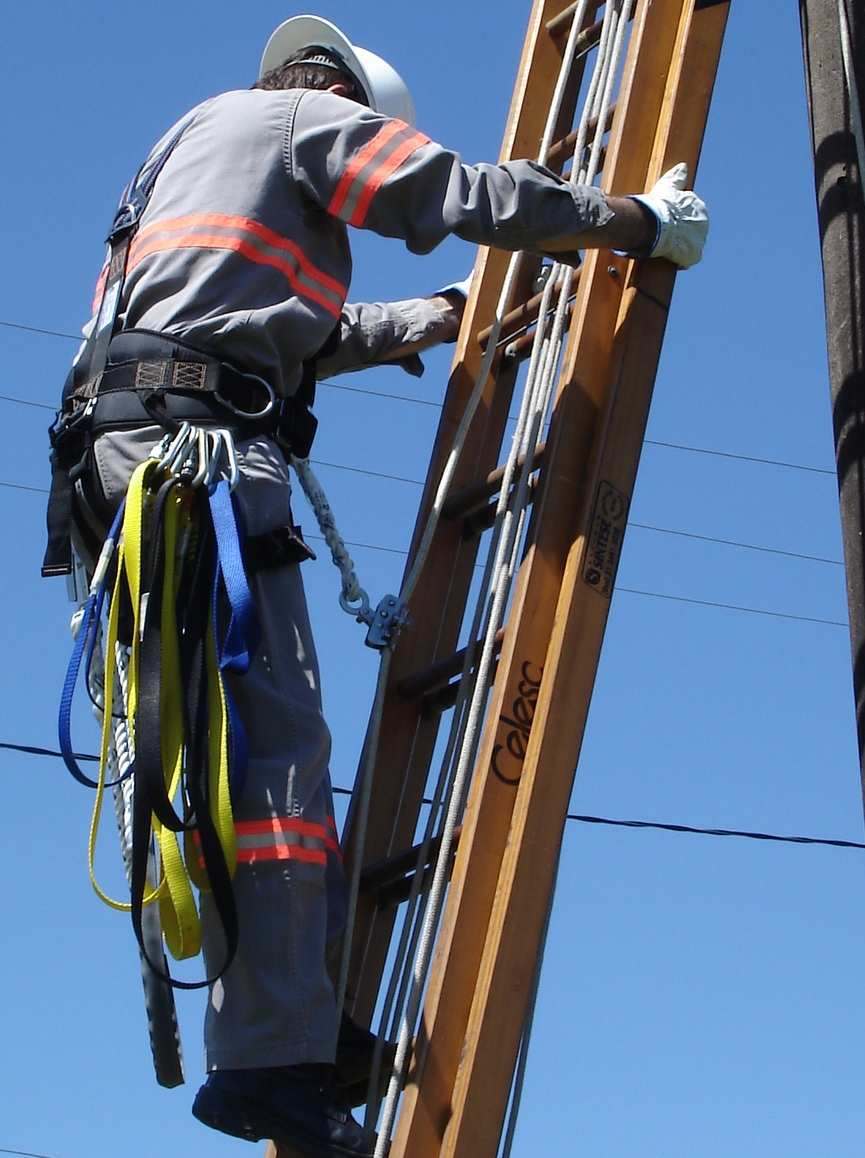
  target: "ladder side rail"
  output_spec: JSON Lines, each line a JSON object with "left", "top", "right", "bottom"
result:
{"left": 389, "top": 1, "right": 706, "bottom": 1154}
{"left": 440, "top": 4, "right": 731, "bottom": 1154}
{"left": 343, "top": 0, "right": 591, "bottom": 1024}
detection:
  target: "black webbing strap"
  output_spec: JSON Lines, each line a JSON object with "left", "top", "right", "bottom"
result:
{"left": 43, "top": 112, "right": 201, "bottom": 578}
{"left": 130, "top": 483, "right": 239, "bottom": 990}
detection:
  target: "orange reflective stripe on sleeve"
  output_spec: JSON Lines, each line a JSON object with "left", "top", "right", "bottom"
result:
{"left": 328, "top": 120, "right": 431, "bottom": 228}
{"left": 127, "top": 213, "right": 348, "bottom": 318}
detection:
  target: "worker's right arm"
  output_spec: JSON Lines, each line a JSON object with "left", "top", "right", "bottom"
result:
{"left": 287, "top": 92, "right": 706, "bottom": 268}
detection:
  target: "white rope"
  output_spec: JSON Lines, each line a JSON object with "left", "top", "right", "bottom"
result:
{"left": 499, "top": 841, "right": 562, "bottom": 1158}
{"left": 838, "top": 0, "right": 865, "bottom": 193}
{"left": 371, "top": 4, "right": 635, "bottom": 1151}
{"left": 333, "top": 647, "right": 392, "bottom": 1023}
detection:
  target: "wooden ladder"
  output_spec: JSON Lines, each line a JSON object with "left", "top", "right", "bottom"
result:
{"left": 269, "top": 1, "right": 730, "bottom": 1154}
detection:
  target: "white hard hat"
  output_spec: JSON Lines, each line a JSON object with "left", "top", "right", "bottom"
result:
{"left": 259, "top": 15, "right": 416, "bottom": 126}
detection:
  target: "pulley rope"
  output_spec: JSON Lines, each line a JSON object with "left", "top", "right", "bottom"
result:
{"left": 367, "top": 3, "right": 636, "bottom": 1149}
{"left": 499, "top": 840, "right": 561, "bottom": 1158}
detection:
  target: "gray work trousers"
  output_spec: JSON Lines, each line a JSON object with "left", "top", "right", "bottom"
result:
{"left": 90, "top": 426, "right": 346, "bottom": 1071}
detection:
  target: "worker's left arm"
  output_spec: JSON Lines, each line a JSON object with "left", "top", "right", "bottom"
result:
{"left": 317, "top": 291, "right": 464, "bottom": 379}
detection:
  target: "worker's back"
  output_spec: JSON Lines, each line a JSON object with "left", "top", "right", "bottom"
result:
{"left": 115, "top": 88, "right": 351, "bottom": 395}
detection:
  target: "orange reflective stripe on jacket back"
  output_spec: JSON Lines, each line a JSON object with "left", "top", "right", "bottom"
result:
{"left": 328, "top": 120, "right": 430, "bottom": 228}
{"left": 127, "top": 213, "right": 348, "bottom": 318}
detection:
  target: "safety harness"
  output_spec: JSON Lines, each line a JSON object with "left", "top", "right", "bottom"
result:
{"left": 42, "top": 103, "right": 329, "bottom": 580}
{"left": 49, "top": 112, "right": 333, "bottom": 988}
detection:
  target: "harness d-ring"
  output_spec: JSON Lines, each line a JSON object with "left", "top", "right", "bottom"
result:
{"left": 214, "top": 374, "right": 275, "bottom": 421}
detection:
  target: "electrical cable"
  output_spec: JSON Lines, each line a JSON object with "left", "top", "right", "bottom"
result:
{"left": 644, "top": 437, "right": 835, "bottom": 477}
{"left": 0, "top": 480, "right": 49, "bottom": 494}
{"left": 0, "top": 318, "right": 79, "bottom": 341}
{"left": 618, "top": 586, "right": 847, "bottom": 628}
{"left": 0, "top": 372, "right": 838, "bottom": 478}
{"left": 0, "top": 393, "right": 53, "bottom": 411}
{"left": 628, "top": 521, "right": 842, "bottom": 566}
{"left": 0, "top": 479, "right": 847, "bottom": 627}
{"left": 6, "top": 740, "right": 865, "bottom": 851}
{"left": 0, "top": 1147, "right": 57, "bottom": 1158}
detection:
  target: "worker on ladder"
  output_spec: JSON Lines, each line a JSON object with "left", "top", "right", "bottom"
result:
{"left": 45, "top": 14, "right": 709, "bottom": 1156}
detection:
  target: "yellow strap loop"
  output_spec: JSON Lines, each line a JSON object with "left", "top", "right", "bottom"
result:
{"left": 85, "top": 452, "right": 240, "bottom": 966}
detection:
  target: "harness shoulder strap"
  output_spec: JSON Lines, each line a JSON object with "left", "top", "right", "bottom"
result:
{"left": 43, "top": 106, "right": 208, "bottom": 578}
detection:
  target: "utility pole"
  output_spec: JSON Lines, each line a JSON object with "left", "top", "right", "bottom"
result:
{"left": 800, "top": 1, "right": 865, "bottom": 809}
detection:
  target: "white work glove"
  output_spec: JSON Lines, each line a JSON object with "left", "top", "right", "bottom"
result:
{"left": 631, "top": 163, "right": 708, "bottom": 269}
{"left": 435, "top": 275, "right": 473, "bottom": 301}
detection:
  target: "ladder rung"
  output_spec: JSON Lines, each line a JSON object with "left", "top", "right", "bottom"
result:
{"left": 547, "top": 103, "right": 617, "bottom": 169}
{"left": 360, "top": 828, "right": 463, "bottom": 908}
{"left": 478, "top": 270, "right": 582, "bottom": 350}
{"left": 501, "top": 301, "right": 576, "bottom": 365}
{"left": 398, "top": 629, "right": 506, "bottom": 702}
{"left": 442, "top": 443, "right": 547, "bottom": 522}
{"left": 478, "top": 287, "right": 547, "bottom": 349}
{"left": 422, "top": 660, "right": 500, "bottom": 716}
{"left": 462, "top": 476, "right": 539, "bottom": 540}
{"left": 547, "top": 11, "right": 603, "bottom": 45}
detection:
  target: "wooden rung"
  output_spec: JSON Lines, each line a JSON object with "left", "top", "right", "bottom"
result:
{"left": 477, "top": 288, "right": 547, "bottom": 349}
{"left": 546, "top": 7, "right": 602, "bottom": 41}
{"left": 462, "top": 476, "right": 540, "bottom": 540}
{"left": 421, "top": 660, "right": 500, "bottom": 716}
{"left": 443, "top": 443, "right": 547, "bottom": 522}
{"left": 361, "top": 829, "right": 463, "bottom": 909}
{"left": 546, "top": 102, "right": 617, "bottom": 168}
{"left": 398, "top": 629, "right": 506, "bottom": 702}
{"left": 361, "top": 836, "right": 443, "bottom": 893}
{"left": 498, "top": 300, "right": 576, "bottom": 364}
{"left": 477, "top": 271, "right": 581, "bottom": 350}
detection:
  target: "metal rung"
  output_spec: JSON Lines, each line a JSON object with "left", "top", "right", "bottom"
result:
{"left": 442, "top": 443, "right": 547, "bottom": 522}
{"left": 398, "top": 628, "right": 506, "bottom": 702}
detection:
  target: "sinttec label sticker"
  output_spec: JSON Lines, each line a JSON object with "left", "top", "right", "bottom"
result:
{"left": 583, "top": 480, "right": 629, "bottom": 598}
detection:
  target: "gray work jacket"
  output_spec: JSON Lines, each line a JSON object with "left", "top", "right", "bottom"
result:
{"left": 104, "top": 87, "right": 611, "bottom": 395}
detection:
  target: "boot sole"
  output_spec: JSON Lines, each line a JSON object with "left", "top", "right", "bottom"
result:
{"left": 192, "top": 1085, "right": 373, "bottom": 1158}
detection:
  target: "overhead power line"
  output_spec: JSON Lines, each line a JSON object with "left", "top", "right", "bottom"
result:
{"left": 0, "top": 318, "right": 79, "bottom": 342}
{"left": 644, "top": 437, "right": 835, "bottom": 477}
{"left": 6, "top": 740, "right": 864, "bottom": 853}
{"left": 628, "top": 521, "right": 842, "bottom": 567}
{"left": 0, "top": 484, "right": 846, "bottom": 627}
{"left": 0, "top": 1147, "right": 58, "bottom": 1158}
{"left": 564, "top": 812, "right": 865, "bottom": 851}
{"left": 0, "top": 321, "right": 838, "bottom": 476}
{"left": 0, "top": 480, "right": 49, "bottom": 495}
{"left": 618, "top": 586, "right": 847, "bottom": 629}
{"left": 0, "top": 392, "right": 53, "bottom": 411}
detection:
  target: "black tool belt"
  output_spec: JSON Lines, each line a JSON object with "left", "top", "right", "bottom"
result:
{"left": 43, "top": 329, "right": 319, "bottom": 577}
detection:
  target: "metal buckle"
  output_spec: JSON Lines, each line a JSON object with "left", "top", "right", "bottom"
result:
{"left": 365, "top": 594, "right": 410, "bottom": 651}
{"left": 214, "top": 373, "right": 275, "bottom": 420}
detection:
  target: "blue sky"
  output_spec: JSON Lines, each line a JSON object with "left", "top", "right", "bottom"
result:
{"left": 2, "top": 2, "right": 864, "bottom": 1157}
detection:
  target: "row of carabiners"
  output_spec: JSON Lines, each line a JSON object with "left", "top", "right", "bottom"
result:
{"left": 156, "top": 422, "right": 240, "bottom": 491}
